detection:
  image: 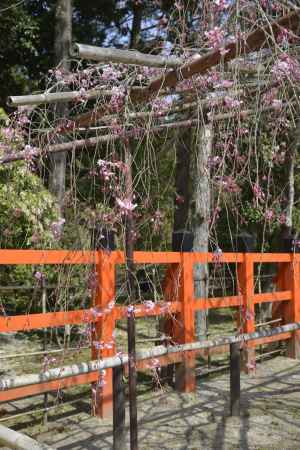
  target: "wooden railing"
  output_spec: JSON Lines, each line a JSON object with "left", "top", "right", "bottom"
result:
{"left": 0, "top": 250, "right": 299, "bottom": 418}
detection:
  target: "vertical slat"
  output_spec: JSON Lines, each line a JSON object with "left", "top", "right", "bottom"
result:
{"left": 230, "top": 342, "right": 241, "bottom": 416}
{"left": 92, "top": 251, "right": 116, "bottom": 418}
{"left": 174, "top": 253, "right": 196, "bottom": 392}
{"left": 237, "top": 254, "right": 255, "bottom": 372}
{"left": 113, "top": 364, "right": 125, "bottom": 450}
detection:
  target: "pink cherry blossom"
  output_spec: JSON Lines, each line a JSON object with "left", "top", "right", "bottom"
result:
{"left": 205, "top": 27, "right": 225, "bottom": 49}
{"left": 116, "top": 198, "right": 137, "bottom": 213}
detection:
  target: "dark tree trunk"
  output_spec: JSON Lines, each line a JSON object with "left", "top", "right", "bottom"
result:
{"left": 130, "top": 3, "right": 143, "bottom": 49}
{"left": 260, "top": 120, "right": 300, "bottom": 322}
{"left": 49, "top": 0, "right": 72, "bottom": 213}
{"left": 173, "top": 129, "right": 192, "bottom": 233}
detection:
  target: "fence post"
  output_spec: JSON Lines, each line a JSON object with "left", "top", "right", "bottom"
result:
{"left": 161, "top": 263, "right": 180, "bottom": 385}
{"left": 272, "top": 262, "right": 287, "bottom": 321}
{"left": 92, "top": 250, "right": 116, "bottom": 418}
{"left": 174, "top": 253, "right": 196, "bottom": 392}
{"left": 287, "top": 255, "right": 300, "bottom": 358}
{"left": 238, "top": 253, "right": 255, "bottom": 372}
{"left": 42, "top": 282, "right": 48, "bottom": 426}
{"left": 113, "top": 364, "right": 125, "bottom": 450}
{"left": 230, "top": 342, "right": 240, "bottom": 416}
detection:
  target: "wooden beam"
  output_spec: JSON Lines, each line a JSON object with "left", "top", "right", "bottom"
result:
{"left": 0, "top": 331, "right": 292, "bottom": 402}
{"left": 75, "top": 11, "right": 300, "bottom": 128}
{"left": 135, "top": 11, "right": 300, "bottom": 102}
{"left": 7, "top": 88, "right": 104, "bottom": 107}
{"left": 72, "top": 43, "right": 183, "bottom": 68}
{"left": 230, "top": 342, "right": 241, "bottom": 416}
{"left": 0, "top": 249, "right": 97, "bottom": 265}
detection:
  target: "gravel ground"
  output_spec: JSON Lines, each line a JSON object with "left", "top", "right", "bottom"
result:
{"left": 2, "top": 356, "right": 300, "bottom": 450}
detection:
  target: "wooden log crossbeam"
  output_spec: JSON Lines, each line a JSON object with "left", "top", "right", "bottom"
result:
{"left": 74, "top": 10, "right": 300, "bottom": 128}
{"left": 8, "top": 88, "right": 105, "bottom": 107}
{"left": 71, "top": 43, "right": 183, "bottom": 68}
{"left": 8, "top": 80, "right": 267, "bottom": 109}
{"left": 0, "top": 424, "right": 54, "bottom": 450}
{"left": 0, "top": 101, "right": 291, "bottom": 165}
{"left": 0, "top": 321, "right": 299, "bottom": 392}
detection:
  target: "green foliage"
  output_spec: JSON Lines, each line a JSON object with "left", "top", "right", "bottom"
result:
{"left": 0, "top": 161, "right": 60, "bottom": 311}
{"left": 0, "top": 164, "right": 59, "bottom": 249}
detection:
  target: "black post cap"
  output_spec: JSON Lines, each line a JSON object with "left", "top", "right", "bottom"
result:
{"left": 235, "top": 232, "right": 255, "bottom": 252}
{"left": 282, "top": 237, "right": 300, "bottom": 253}
{"left": 172, "top": 231, "right": 194, "bottom": 252}
{"left": 91, "top": 225, "right": 115, "bottom": 251}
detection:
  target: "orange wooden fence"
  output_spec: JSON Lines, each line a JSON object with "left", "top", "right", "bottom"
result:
{"left": 0, "top": 250, "right": 299, "bottom": 418}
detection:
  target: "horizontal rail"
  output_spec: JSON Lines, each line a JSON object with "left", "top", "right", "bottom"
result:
{"left": 0, "top": 309, "right": 94, "bottom": 332}
{"left": 0, "top": 290, "right": 291, "bottom": 332}
{"left": 0, "top": 331, "right": 291, "bottom": 403}
{"left": 0, "top": 250, "right": 298, "bottom": 265}
{"left": 195, "top": 295, "right": 242, "bottom": 309}
{"left": 1, "top": 322, "right": 298, "bottom": 393}
{"left": 190, "top": 253, "right": 244, "bottom": 263}
{"left": 0, "top": 424, "right": 54, "bottom": 450}
{"left": 0, "top": 373, "right": 98, "bottom": 402}
{"left": 8, "top": 88, "right": 104, "bottom": 107}
{"left": 0, "top": 302, "right": 181, "bottom": 332}
{"left": 0, "top": 250, "right": 98, "bottom": 265}
{"left": 253, "top": 290, "right": 291, "bottom": 303}
{"left": 115, "top": 302, "right": 181, "bottom": 320}
{"left": 72, "top": 43, "right": 183, "bottom": 68}
{"left": 248, "top": 253, "right": 292, "bottom": 263}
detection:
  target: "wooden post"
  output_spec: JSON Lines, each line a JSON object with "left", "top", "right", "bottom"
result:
{"left": 42, "top": 283, "right": 48, "bottom": 426}
{"left": 161, "top": 263, "right": 180, "bottom": 385}
{"left": 113, "top": 364, "right": 125, "bottom": 450}
{"left": 237, "top": 254, "right": 255, "bottom": 372}
{"left": 124, "top": 144, "right": 138, "bottom": 450}
{"left": 230, "top": 342, "right": 240, "bottom": 416}
{"left": 274, "top": 257, "right": 300, "bottom": 358}
{"left": 272, "top": 262, "right": 286, "bottom": 322}
{"left": 174, "top": 253, "right": 196, "bottom": 392}
{"left": 92, "top": 251, "right": 116, "bottom": 418}
{"left": 287, "top": 255, "right": 300, "bottom": 358}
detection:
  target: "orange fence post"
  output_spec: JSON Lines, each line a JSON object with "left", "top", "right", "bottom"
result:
{"left": 174, "top": 253, "right": 196, "bottom": 392}
{"left": 274, "top": 257, "right": 300, "bottom": 357}
{"left": 272, "top": 261, "right": 290, "bottom": 325}
{"left": 92, "top": 250, "right": 116, "bottom": 418}
{"left": 238, "top": 254, "right": 255, "bottom": 372}
{"left": 287, "top": 256, "right": 300, "bottom": 358}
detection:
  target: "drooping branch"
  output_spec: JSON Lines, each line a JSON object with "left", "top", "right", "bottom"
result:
{"left": 136, "top": 10, "right": 300, "bottom": 102}
{"left": 1, "top": 103, "right": 292, "bottom": 165}
{"left": 0, "top": 118, "right": 201, "bottom": 164}
{"left": 73, "top": 11, "right": 300, "bottom": 128}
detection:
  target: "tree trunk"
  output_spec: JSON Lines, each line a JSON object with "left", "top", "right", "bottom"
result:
{"left": 173, "top": 129, "right": 191, "bottom": 233}
{"left": 263, "top": 120, "right": 300, "bottom": 323}
{"left": 130, "top": 3, "right": 143, "bottom": 49}
{"left": 286, "top": 120, "right": 300, "bottom": 230}
{"left": 49, "top": 0, "right": 72, "bottom": 213}
{"left": 192, "top": 124, "right": 213, "bottom": 340}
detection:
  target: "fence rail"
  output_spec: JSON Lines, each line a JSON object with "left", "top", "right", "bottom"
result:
{"left": 0, "top": 250, "right": 299, "bottom": 418}
{"left": 0, "top": 423, "right": 53, "bottom": 450}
